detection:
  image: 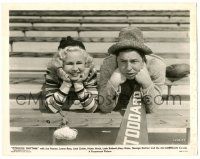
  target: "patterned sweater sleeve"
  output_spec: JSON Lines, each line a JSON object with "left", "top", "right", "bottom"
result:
{"left": 42, "top": 68, "right": 70, "bottom": 113}
{"left": 42, "top": 67, "right": 98, "bottom": 113}
{"left": 73, "top": 68, "right": 98, "bottom": 113}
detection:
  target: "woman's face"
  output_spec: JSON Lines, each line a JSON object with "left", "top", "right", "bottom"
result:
{"left": 63, "top": 50, "right": 86, "bottom": 81}
{"left": 117, "top": 50, "right": 144, "bottom": 80}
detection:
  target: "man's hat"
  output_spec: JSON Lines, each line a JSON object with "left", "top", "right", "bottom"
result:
{"left": 108, "top": 27, "right": 153, "bottom": 55}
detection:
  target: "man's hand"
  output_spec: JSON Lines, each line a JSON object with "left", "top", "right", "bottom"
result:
{"left": 135, "top": 64, "right": 153, "bottom": 89}
{"left": 109, "top": 68, "right": 126, "bottom": 90}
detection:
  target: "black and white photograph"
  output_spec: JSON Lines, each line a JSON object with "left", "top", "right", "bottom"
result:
{"left": 3, "top": 3, "right": 197, "bottom": 155}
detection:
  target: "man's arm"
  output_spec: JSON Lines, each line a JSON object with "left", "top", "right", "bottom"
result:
{"left": 141, "top": 56, "right": 166, "bottom": 113}
{"left": 98, "top": 56, "right": 123, "bottom": 113}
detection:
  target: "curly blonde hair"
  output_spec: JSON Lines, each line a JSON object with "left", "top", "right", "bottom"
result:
{"left": 47, "top": 46, "right": 94, "bottom": 80}
{"left": 52, "top": 46, "right": 94, "bottom": 68}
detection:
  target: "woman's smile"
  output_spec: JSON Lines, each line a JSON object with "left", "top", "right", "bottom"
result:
{"left": 70, "top": 72, "right": 80, "bottom": 77}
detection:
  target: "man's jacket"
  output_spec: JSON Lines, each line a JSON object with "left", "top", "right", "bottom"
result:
{"left": 98, "top": 54, "right": 166, "bottom": 113}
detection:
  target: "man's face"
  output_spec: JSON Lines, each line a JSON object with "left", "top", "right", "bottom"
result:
{"left": 63, "top": 50, "right": 86, "bottom": 81}
{"left": 117, "top": 50, "right": 144, "bottom": 80}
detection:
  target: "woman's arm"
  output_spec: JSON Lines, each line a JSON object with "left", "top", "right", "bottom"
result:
{"left": 73, "top": 68, "right": 98, "bottom": 113}
{"left": 42, "top": 68, "right": 72, "bottom": 113}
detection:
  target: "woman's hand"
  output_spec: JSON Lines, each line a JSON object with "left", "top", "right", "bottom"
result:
{"left": 72, "top": 68, "right": 91, "bottom": 83}
{"left": 135, "top": 64, "right": 153, "bottom": 89}
{"left": 57, "top": 68, "right": 71, "bottom": 83}
{"left": 71, "top": 68, "right": 91, "bottom": 92}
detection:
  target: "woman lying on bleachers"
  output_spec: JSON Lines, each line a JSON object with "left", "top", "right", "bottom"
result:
{"left": 42, "top": 36, "right": 98, "bottom": 114}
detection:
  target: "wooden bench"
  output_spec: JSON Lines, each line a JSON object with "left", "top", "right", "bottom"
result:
{"left": 9, "top": 10, "right": 190, "bottom": 145}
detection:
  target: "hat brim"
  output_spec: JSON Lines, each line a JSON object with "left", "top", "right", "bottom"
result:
{"left": 108, "top": 40, "right": 153, "bottom": 55}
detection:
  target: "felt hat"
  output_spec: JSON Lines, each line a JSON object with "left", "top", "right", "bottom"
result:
{"left": 108, "top": 27, "right": 153, "bottom": 55}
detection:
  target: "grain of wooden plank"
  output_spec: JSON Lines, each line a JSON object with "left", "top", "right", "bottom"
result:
{"left": 10, "top": 51, "right": 109, "bottom": 58}
{"left": 9, "top": 18, "right": 190, "bottom": 24}
{"left": 10, "top": 26, "right": 189, "bottom": 32}
{"left": 9, "top": 71, "right": 45, "bottom": 79}
{"left": 9, "top": 10, "right": 190, "bottom": 17}
{"left": 9, "top": 69, "right": 189, "bottom": 85}
{"left": 10, "top": 109, "right": 122, "bottom": 127}
{"left": 9, "top": 51, "right": 189, "bottom": 59}
{"left": 9, "top": 109, "right": 189, "bottom": 129}
{"left": 9, "top": 57, "right": 189, "bottom": 71}
{"left": 9, "top": 57, "right": 102, "bottom": 71}
{"left": 12, "top": 41, "right": 189, "bottom": 53}
{"left": 9, "top": 83, "right": 190, "bottom": 98}
{"left": 9, "top": 36, "right": 189, "bottom": 43}
{"left": 9, "top": 99, "right": 190, "bottom": 110}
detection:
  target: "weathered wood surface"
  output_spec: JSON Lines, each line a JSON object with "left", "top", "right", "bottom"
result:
{"left": 10, "top": 43, "right": 189, "bottom": 55}
{"left": 9, "top": 99, "right": 190, "bottom": 110}
{"left": 9, "top": 10, "right": 190, "bottom": 17}
{"left": 9, "top": 72, "right": 189, "bottom": 86}
{"left": 10, "top": 26, "right": 189, "bottom": 32}
{"left": 9, "top": 18, "right": 190, "bottom": 24}
{"left": 10, "top": 109, "right": 189, "bottom": 130}
{"left": 9, "top": 57, "right": 189, "bottom": 72}
{"left": 9, "top": 84, "right": 190, "bottom": 103}
{"left": 10, "top": 51, "right": 108, "bottom": 58}
{"left": 9, "top": 52, "right": 189, "bottom": 59}
{"left": 9, "top": 36, "right": 189, "bottom": 43}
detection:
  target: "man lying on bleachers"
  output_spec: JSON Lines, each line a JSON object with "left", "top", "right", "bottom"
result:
{"left": 42, "top": 36, "right": 98, "bottom": 140}
{"left": 99, "top": 26, "right": 166, "bottom": 113}
{"left": 98, "top": 27, "right": 166, "bottom": 144}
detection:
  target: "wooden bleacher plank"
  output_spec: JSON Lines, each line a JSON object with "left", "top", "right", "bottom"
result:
{"left": 10, "top": 31, "right": 188, "bottom": 38}
{"left": 10, "top": 71, "right": 45, "bottom": 79}
{"left": 163, "top": 84, "right": 189, "bottom": 95}
{"left": 9, "top": 52, "right": 189, "bottom": 59}
{"left": 10, "top": 109, "right": 123, "bottom": 127}
{"left": 10, "top": 51, "right": 109, "bottom": 58}
{"left": 9, "top": 71, "right": 190, "bottom": 85}
{"left": 10, "top": 109, "right": 189, "bottom": 130}
{"left": 9, "top": 10, "right": 190, "bottom": 17}
{"left": 9, "top": 83, "right": 190, "bottom": 97}
{"left": 9, "top": 57, "right": 189, "bottom": 71}
{"left": 10, "top": 26, "right": 189, "bottom": 32}
{"left": 9, "top": 36, "right": 189, "bottom": 43}
{"left": 11, "top": 42, "right": 189, "bottom": 54}
{"left": 9, "top": 57, "right": 99, "bottom": 71}
{"left": 9, "top": 18, "right": 190, "bottom": 24}
{"left": 164, "top": 59, "right": 189, "bottom": 66}
{"left": 9, "top": 99, "right": 190, "bottom": 110}
{"left": 10, "top": 100, "right": 43, "bottom": 109}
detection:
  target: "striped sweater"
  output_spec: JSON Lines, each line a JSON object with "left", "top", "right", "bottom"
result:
{"left": 42, "top": 66, "right": 98, "bottom": 113}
